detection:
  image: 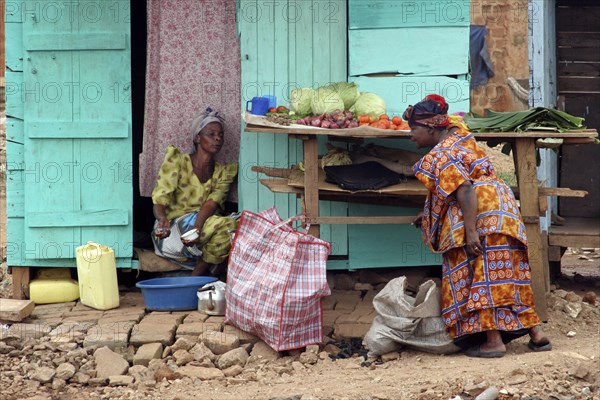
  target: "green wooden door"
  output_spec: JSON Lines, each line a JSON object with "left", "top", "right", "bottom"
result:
{"left": 16, "top": 0, "right": 132, "bottom": 265}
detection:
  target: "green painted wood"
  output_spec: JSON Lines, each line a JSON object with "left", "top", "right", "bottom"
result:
{"left": 6, "top": 215, "right": 134, "bottom": 267}
{"left": 238, "top": 0, "right": 349, "bottom": 257}
{"left": 348, "top": 204, "right": 441, "bottom": 268}
{"left": 350, "top": 76, "right": 471, "bottom": 116}
{"left": 349, "top": 0, "right": 470, "bottom": 29}
{"left": 5, "top": 71, "right": 24, "bottom": 119}
{"left": 7, "top": 190, "right": 25, "bottom": 218}
{"left": 349, "top": 27, "right": 469, "bottom": 76}
{"left": 21, "top": 0, "right": 133, "bottom": 262}
{"left": 238, "top": 0, "right": 259, "bottom": 213}
{"left": 24, "top": 33, "right": 127, "bottom": 51}
{"left": 26, "top": 121, "right": 130, "bottom": 139}
{"left": 5, "top": 23, "right": 24, "bottom": 71}
{"left": 6, "top": 141, "right": 24, "bottom": 168}
{"left": 27, "top": 210, "right": 129, "bottom": 227}
{"left": 6, "top": 119, "right": 24, "bottom": 143}
{"left": 4, "top": 1, "right": 22, "bottom": 22}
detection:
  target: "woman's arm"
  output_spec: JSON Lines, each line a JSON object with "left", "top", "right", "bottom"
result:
{"left": 455, "top": 181, "right": 483, "bottom": 256}
{"left": 193, "top": 200, "right": 220, "bottom": 233}
{"left": 153, "top": 204, "right": 171, "bottom": 238}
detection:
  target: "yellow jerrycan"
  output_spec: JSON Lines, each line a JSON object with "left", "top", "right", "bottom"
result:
{"left": 76, "top": 242, "right": 120, "bottom": 310}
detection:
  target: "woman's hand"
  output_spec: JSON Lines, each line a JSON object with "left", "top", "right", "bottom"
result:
{"left": 412, "top": 211, "right": 425, "bottom": 228}
{"left": 465, "top": 230, "right": 483, "bottom": 257}
{"left": 181, "top": 228, "right": 200, "bottom": 247}
{"left": 155, "top": 218, "right": 171, "bottom": 239}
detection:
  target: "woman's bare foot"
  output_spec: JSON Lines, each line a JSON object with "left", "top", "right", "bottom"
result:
{"left": 528, "top": 325, "right": 552, "bottom": 351}
{"left": 191, "top": 260, "right": 210, "bottom": 276}
{"left": 465, "top": 330, "right": 506, "bottom": 358}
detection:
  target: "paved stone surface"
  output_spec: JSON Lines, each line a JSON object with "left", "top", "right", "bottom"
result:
{"left": 133, "top": 343, "right": 164, "bottom": 367}
{"left": 7, "top": 323, "right": 52, "bottom": 339}
{"left": 201, "top": 331, "right": 239, "bottom": 355}
{"left": 176, "top": 322, "right": 220, "bottom": 338}
{"left": 94, "top": 346, "right": 129, "bottom": 380}
{"left": 129, "top": 322, "right": 176, "bottom": 347}
{"left": 222, "top": 324, "right": 259, "bottom": 344}
{"left": 183, "top": 313, "right": 210, "bottom": 323}
{"left": 98, "top": 310, "right": 146, "bottom": 324}
{"left": 83, "top": 322, "right": 134, "bottom": 351}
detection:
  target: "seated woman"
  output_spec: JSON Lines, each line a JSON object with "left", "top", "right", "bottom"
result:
{"left": 151, "top": 108, "right": 238, "bottom": 276}
{"left": 407, "top": 95, "right": 551, "bottom": 357}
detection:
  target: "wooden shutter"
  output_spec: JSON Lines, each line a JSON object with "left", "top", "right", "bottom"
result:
{"left": 21, "top": 0, "right": 132, "bottom": 261}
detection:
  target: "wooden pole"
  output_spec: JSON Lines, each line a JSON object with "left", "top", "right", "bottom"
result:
{"left": 303, "top": 138, "right": 320, "bottom": 237}
{"left": 514, "top": 138, "right": 548, "bottom": 321}
{"left": 11, "top": 267, "right": 31, "bottom": 300}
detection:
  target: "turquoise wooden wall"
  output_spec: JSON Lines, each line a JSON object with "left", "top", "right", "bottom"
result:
{"left": 345, "top": 0, "right": 471, "bottom": 269}
{"left": 5, "top": 0, "right": 133, "bottom": 268}
{"left": 238, "top": 0, "right": 470, "bottom": 269}
{"left": 237, "top": 0, "right": 349, "bottom": 257}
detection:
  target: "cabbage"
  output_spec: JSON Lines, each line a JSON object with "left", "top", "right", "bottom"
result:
{"left": 311, "top": 87, "right": 345, "bottom": 115}
{"left": 326, "top": 82, "right": 360, "bottom": 110}
{"left": 349, "top": 92, "right": 387, "bottom": 117}
{"left": 289, "top": 88, "right": 314, "bottom": 115}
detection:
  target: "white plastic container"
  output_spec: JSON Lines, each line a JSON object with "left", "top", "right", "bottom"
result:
{"left": 75, "top": 242, "right": 120, "bottom": 310}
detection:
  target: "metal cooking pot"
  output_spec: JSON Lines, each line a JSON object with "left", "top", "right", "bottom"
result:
{"left": 197, "top": 281, "right": 226, "bottom": 316}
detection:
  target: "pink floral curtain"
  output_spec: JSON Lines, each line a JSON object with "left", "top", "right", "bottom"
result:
{"left": 139, "top": 0, "right": 241, "bottom": 199}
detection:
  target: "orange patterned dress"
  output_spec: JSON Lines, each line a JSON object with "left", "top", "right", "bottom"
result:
{"left": 412, "top": 125, "right": 541, "bottom": 339}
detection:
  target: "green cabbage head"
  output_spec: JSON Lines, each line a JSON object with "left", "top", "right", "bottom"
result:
{"left": 311, "top": 86, "right": 345, "bottom": 115}
{"left": 289, "top": 88, "right": 314, "bottom": 115}
{"left": 349, "top": 92, "right": 387, "bottom": 117}
{"left": 326, "top": 82, "right": 360, "bottom": 110}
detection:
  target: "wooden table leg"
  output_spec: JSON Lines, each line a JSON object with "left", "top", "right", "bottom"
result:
{"left": 303, "top": 137, "right": 320, "bottom": 238}
{"left": 11, "top": 267, "right": 31, "bottom": 300}
{"left": 514, "top": 138, "right": 548, "bottom": 321}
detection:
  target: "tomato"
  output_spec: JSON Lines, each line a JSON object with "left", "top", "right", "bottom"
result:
{"left": 379, "top": 114, "right": 390, "bottom": 121}
{"left": 392, "top": 116, "right": 403, "bottom": 126}
{"left": 276, "top": 106, "right": 288, "bottom": 112}
{"left": 268, "top": 107, "right": 277, "bottom": 113}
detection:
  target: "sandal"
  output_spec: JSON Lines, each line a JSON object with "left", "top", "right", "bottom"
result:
{"left": 465, "top": 344, "right": 506, "bottom": 358}
{"left": 528, "top": 339, "right": 552, "bottom": 352}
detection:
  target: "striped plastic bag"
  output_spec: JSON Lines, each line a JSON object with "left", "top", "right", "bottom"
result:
{"left": 225, "top": 207, "right": 331, "bottom": 351}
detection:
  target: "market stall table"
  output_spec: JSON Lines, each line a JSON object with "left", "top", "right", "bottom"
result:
{"left": 246, "top": 123, "right": 598, "bottom": 320}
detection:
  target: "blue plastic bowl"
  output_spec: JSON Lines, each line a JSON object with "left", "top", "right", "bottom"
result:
{"left": 136, "top": 276, "right": 218, "bottom": 311}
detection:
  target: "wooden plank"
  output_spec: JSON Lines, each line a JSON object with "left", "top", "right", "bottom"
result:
{"left": 7, "top": 189, "right": 24, "bottom": 218}
{"left": 351, "top": 76, "right": 470, "bottom": 117}
{"left": 537, "top": 188, "right": 588, "bottom": 197}
{"left": 558, "top": 76, "right": 600, "bottom": 93}
{"left": 287, "top": 168, "right": 429, "bottom": 196}
{"left": 514, "top": 138, "right": 548, "bottom": 321}
{"left": 548, "top": 217, "right": 600, "bottom": 236}
{"left": 557, "top": 61, "right": 600, "bottom": 78}
{"left": 246, "top": 125, "right": 598, "bottom": 139}
{"left": 26, "top": 121, "right": 130, "bottom": 139}
{"left": 6, "top": 118, "right": 24, "bottom": 143}
{"left": 548, "top": 246, "right": 563, "bottom": 263}
{"left": 11, "top": 267, "right": 30, "bottom": 300}
{"left": 27, "top": 210, "right": 129, "bottom": 227}
{"left": 5, "top": 22, "right": 23, "bottom": 72}
{"left": 5, "top": 71, "right": 24, "bottom": 119}
{"left": 539, "top": 196, "right": 548, "bottom": 215}
{"left": 316, "top": 216, "right": 415, "bottom": 225}
{"left": 557, "top": 32, "right": 600, "bottom": 48}
{"left": 558, "top": 47, "right": 600, "bottom": 63}
{"left": 560, "top": 144, "right": 600, "bottom": 217}
{"left": 24, "top": 33, "right": 127, "bottom": 51}
{"left": 549, "top": 235, "right": 600, "bottom": 248}
{"left": 349, "top": 27, "right": 469, "bottom": 76}
{"left": 349, "top": 0, "right": 469, "bottom": 29}
{"left": 0, "top": 299, "right": 35, "bottom": 322}
{"left": 304, "top": 138, "right": 320, "bottom": 237}
{"left": 556, "top": 6, "right": 600, "bottom": 31}
{"left": 260, "top": 179, "right": 303, "bottom": 194}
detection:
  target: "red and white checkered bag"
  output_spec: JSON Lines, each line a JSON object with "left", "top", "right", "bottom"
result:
{"left": 225, "top": 207, "right": 331, "bottom": 351}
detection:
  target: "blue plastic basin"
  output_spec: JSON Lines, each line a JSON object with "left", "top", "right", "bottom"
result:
{"left": 136, "top": 276, "right": 218, "bottom": 311}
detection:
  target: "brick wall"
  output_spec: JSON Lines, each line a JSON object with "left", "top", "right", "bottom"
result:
{"left": 470, "top": 1, "right": 530, "bottom": 114}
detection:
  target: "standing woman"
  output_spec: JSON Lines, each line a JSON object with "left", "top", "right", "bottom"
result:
{"left": 406, "top": 95, "right": 551, "bottom": 357}
{"left": 151, "top": 108, "right": 238, "bottom": 276}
